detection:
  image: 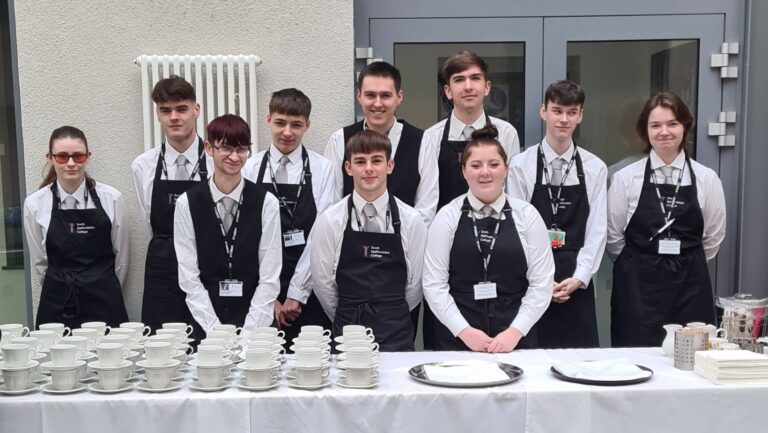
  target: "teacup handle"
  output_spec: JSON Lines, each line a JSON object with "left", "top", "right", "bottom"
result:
{"left": 371, "top": 370, "right": 380, "bottom": 379}
{"left": 62, "top": 327, "right": 72, "bottom": 338}
{"left": 321, "top": 369, "right": 330, "bottom": 378}
{"left": 370, "top": 342, "right": 380, "bottom": 352}
{"left": 121, "top": 347, "right": 131, "bottom": 359}
{"left": 277, "top": 347, "right": 286, "bottom": 356}
{"left": 183, "top": 345, "right": 194, "bottom": 355}
{"left": 321, "top": 329, "right": 332, "bottom": 337}
{"left": 365, "top": 328, "right": 373, "bottom": 337}
{"left": 235, "top": 327, "right": 243, "bottom": 336}
{"left": 74, "top": 347, "right": 85, "bottom": 359}
{"left": 34, "top": 340, "right": 45, "bottom": 353}
{"left": 717, "top": 328, "right": 728, "bottom": 339}
{"left": 86, "top": 341, "right": 96, "bottom": 352}
{"left": 185, "top": 325, "right": 194, "bottom": 337}
{"left": 104, "top": 326, "right": 112, "bottom": 336}
{"left": 21, "top": 326, "right": 30, "bottom": 337}
{"left": 276, "top": 330, "right": 286, "bottom": 339}
{"left": 26, "top": 347, "right": 36, "bottom": 360}
{"left": 142, "top": 326, "right": 152, "bottom": 337}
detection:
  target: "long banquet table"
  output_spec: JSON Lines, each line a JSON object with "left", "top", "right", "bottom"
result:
{"left": 1, "top": 347, "right": 765, "bottom": 433}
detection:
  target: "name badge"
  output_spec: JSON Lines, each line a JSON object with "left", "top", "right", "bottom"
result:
{"left": 219, "top": 279, "right": 243, "bottom": 297}
{"left": 548, "top": 228, "right": 566, "bottom": 249}
{"left": 474, "top": 282, "right": 497, "bottom": 300}
{"left": 658, "top": 238, "right": 681, "bottom": 255}
{"left": 283, "top": 229, "right": 306, "bottom": 247}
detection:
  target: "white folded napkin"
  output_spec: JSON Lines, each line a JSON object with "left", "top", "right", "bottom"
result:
{"left": 552, "top": 359, "right": 651, "bottom": 381}
{"left": 423, "top": 361, "right": 510, "bottom": 384}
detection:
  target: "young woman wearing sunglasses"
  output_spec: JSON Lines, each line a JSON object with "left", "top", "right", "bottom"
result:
{"left": 23, "top": 126, "right": 129, "bottom": 328}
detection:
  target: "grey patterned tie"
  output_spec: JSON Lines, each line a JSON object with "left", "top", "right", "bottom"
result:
{"left": 660, "top": 165, "right": 675, "bottom": 185}
{"left": 221, "top": 197, "right": 237, "bottom": 232}
{"left": 362, "top": 203, "right": 381, "bottom": 233}
{"left": 62, "top": 196, "right": 78, "bottom": 210}
{"left": 550, "top": 157, "right": 566, "bottom": 185}
{"left": 274, "top": 156, "right": 289, "bottom": 184}
{"left": 461, "top": 125, "right": 475, "bottom": 141}
{"left": 481, "top": 205, "right": 495, "bottom": 218}
{"left": 175, "top": 155, "right": 189, "bottom": 181}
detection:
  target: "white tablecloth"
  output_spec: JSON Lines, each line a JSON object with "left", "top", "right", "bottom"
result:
{"left": 1, "top": 348, "right": 765, "bottom": 433}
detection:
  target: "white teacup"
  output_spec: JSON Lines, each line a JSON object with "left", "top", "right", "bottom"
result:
{"left": 72, "top": 327, "right": 100, "bottom": 341}
{"left": 144, "top": 364, "right": 175, "bottom": 389}
{"left": 300, "top": 325, "right": 329, "bottom": 334}
{"left": 343, "top": 339, "right": 379, "bottom": 351}
{"left": 342, "top": 331, "right": 375, "bottom": 343}
{"left": 50, "top": 365, "right": 80, "bottom": 390}
{"left": 49, "top": 344, "right": 81, "bottom": 367}
{"left": 146, "top": 334, "right": 178, "bottom": 346}
{"left": 2, "top": 368, "right": 32, "bottom": 391}
{"left": 196, "top": 364, "right": 226, "bottom": 387}
{"left": 61, "top": 336, "right": 94, "bottom": 353}
{"left": 10, "top": 337, "right": 44, "bottom": 357}
{"left": 80, "top": 321, "right": 110, "bottom": 336}
{"left": 200, "top": 338, "right": 237, "bottom": 353}
{"left": 109, "top": 328, "right": 140, "bottom": 345}
{"left": 346, "top": 347, "right": 377, "bottom": 368}
{"left": 298, "top": 331, "right": 331, "bottom": 343}
{"left": 162, "top": 322, "right": 194, "bottom": 337}
{"left": 250, "top": 332, "right": 281, "bottom": 345}
{"left": 206, "top": 330, "right": 237, "bottom": 342}
{"left": 341, "top": 367, "right": 379, "bottom": 386}
{"left": 686, "top": 322, "right": 706, "bottom": 329}
{"left": 97, "top": 368, "right": 125, "bottom": 391}
{"left": 342, "top": 325, "right": 373, "bottom": 337}
{"left": 246, "top": 348, "right": 278, "bottom": 369}
{"left": 212, "top": 324, "right": 241, "bottom": 336}
{"left": 1, "top": 343, "right": 35, "bottom": 367}
{"left": 29, "top": 330, "right": 57, "bottom": 351}
{"left": 702, "top": 324, "right": 727, "bottom": 339}
{"left": 102, "top": 334, "right": 135, "bottom": 349}
{"left": 295, "top": 367, "right": 328, "bottom": 386}
{"left": 251, "top": 327, "right": 285, "bottom": 339}
{"left": 96, "top": 343, "right": 129, "bottom": 367}
{"left": 155, "top": 329, "right": 186, "bottom": 344}
{"left": 38, "top": 323, "right": 70, "bottom": 340}
{"left": 197, "top": 345, "right": 228, "bottom": 367}
{"left": 1, "top": 324, "right": 29, "bottom": 346}
{"left": 249, "top": 340, "right": 285, "bottom": 355}
{"left": 120, "top": 322, "right": 151, "bottom": 338}
{"left": 293, "top": 346, "right": 324, "bottom": 368}
{"left": 243, "top": 368, "right": 279, "bottom": 387}
{"left": 144, "top": 342, "right": 172, "bottom": 366}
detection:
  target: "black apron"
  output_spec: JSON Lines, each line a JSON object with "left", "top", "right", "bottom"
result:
{"left": 341, "top": 119, "right": 423, "bottom": 206}
{"left": 36, "top": 182, "right": 129, "bottom": 329}
{"left": 431, "top": 198, "right": 535, "bottom": 351}
{"left": 530, "top": 145, "right": 599, "bottom": 348}
{"left": 332, "top": 195, "right": 414, "bottom": 352}
{"left": 611, "top": 157, "right": 715, "bottom": 347}
{"left": 424, "top": 114, "right": 493, "bottom": 349}
{"left": 141, "top": 139, "right": 207, "bottom": 335}
{"left": 186, "top": 180, "right": 266, "bottom": 334}
{"left": 255, "top": 148, "right": 332, "bottom": 346}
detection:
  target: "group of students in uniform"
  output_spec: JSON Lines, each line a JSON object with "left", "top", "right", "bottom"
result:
{"left": 22, "top": 50, "right": 726, "bottom": 353}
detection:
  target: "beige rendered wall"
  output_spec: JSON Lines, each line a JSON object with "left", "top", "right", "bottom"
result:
{"left": 14, "top": 0, "right": 354, "bottom": 321}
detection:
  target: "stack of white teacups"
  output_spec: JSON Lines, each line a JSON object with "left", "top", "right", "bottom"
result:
{"left": 236, "top": 327, "right": 284, "bottom": 391}
{"left": 87, "top": 342, "right": 134, "bottom": 393}
{"left": 287, "top": 326, "right": 332, "bottom": 389}
{"left": 335, "top": 325, "right": 380, "bottom": 388}
{"left": 40, "top": 343, "right": 87, "bottom": 394}
{"left": 0, "top": 323, "right": 30, "bottom": 347}
{"left": 136, "top": 341, "right": 181, "bottom": 392}
{"left": 0, "top": 342, "right": 41, "bottom": 394}
{"left": 188, "top": 344, "right": 233, "bottom": 391}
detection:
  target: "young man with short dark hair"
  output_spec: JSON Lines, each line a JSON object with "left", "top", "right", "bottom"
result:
{"left": 507, "top": 80, "right": 607, "bottom": 348}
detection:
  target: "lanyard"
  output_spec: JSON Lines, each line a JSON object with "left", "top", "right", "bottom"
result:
{"left": 160, "top": 139, "right": 204, "bottom": 181}
{"left": 266, "top": 151, "right": 307, "bottom": 225}
{"left": 53, "top": 181, "right": 90, "bottom": 209}
{"left": 539, "top": 145, "right": 577, "bottom": 222}
{"left": 352, "top": 202, "right": 391, "bottom": 232}
{"left": 468, "top": 203, "right": 505, "bottom": 282}
{"left": 212, "top": 190, "right": 244, "bottom": 279}
{"left": 651, "top": 162, "right": 685, "bottom": 226}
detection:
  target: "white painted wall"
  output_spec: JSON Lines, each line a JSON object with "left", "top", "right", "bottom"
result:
{"left": 14, "top": 0, "right": 354, "bottom": 321}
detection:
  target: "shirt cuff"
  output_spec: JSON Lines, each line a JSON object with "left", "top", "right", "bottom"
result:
{"left": 572, "top": 268, "right": 593, "bottom": 290}
{"left": 510, "top": 314, "right": 536, "bottom": 336}
{"left": 445, "top": 314, "right": 471, "bottom": 337}
{"left": 287, "top": 285, "right": 310, "bottom": 304}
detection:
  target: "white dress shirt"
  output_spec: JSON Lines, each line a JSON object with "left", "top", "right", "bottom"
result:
{"left": 23, "top": 179, "right": 129, "bottom": 287}
{"left": 507, "top": 139, "right": 608, "bottom": 287}
{"left": 174, "top": 176, "right": 282, "bottom": 336}
{"left": 324, "top": 119, "right": 439, "bottom": 226}
{"left": 131, "top": 136, "right": 211, "bottom": 241}
{"left": 422, "top": 192, "right": 554, "bottom": 337}
{"left": 309, "top": 190, "right": 428, "bottom": 321}
{"left": 606, "top": 150, "right": 726, "bottom": 261}
{"left": 424, "top": 111, "right": 521, "bottom": 192}
{"left": 243, "top": 144, "right": 339, "bottom": 303}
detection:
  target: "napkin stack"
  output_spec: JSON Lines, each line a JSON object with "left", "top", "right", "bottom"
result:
{"left": 423, "top": 361, "right": 509, "bottom": 384}
{"left": 552, "top": 359, "right": 652, "bottom": 381}
{"left": 694, "top": 350, "right": 768, "bottom": 385}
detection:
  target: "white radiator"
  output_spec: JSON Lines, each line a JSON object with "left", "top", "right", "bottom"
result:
{"left": 134, "top": 54, "right": 263, "bottom": 151}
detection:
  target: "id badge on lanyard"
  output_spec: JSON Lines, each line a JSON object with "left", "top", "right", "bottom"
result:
{"left": 474, "top": 282, "right": 498, "bottom": 300}
{"left": 548, "top": 226, "right": 566, "bottom": 249}
{"left": 658, "top": 238, "right": 681, "bottom": 255}
{"left": 219, "top": 279, "right": 243, "bottom": 297}
{"left": 283, "top": 229, "right": 305, "bottom": 247}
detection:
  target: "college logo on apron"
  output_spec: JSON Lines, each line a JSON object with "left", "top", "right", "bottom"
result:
{"left": 361, "top": 244, "right": 391, "bottom": 258}
{"left": 70, "top": 222, "right": 96, "bottom": 235}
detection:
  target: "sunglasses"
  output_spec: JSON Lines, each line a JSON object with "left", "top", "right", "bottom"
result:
{"left": 51, "top": 152, "right": 89, "bottom": 164}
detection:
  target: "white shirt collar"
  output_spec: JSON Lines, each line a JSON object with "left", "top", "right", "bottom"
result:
{"left": 209, "top": 175, "right": 245, "bottom": 203}
{"left": 649, "top": 149, "right": 685, "bottom": 171}
{"left": 56, "top": 179, "right": 88, "bottom": 204}
{"left": 449, "top": 110, "right": 488, "bottom": 139}
{"left": 541, "top": 137, "right": 575, "bottom": 163}
{"left": 363, "top": 118, "right": 402, "bottom": 143}
{"left": 164, "top": 135, "right": 201, "bottom": 166}
{"left": 268, "top": 143, "right": 303, "bottom": 166}
{"left": 466, "top": 190, "right": 506, "bottom": 215}
{"left": 352, "top": 189, "right": 390, "bottom": 216}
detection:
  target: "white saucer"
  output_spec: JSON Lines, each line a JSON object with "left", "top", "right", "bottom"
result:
{"left": 32, "top": 353, "right": 49, "bottom": 362}
{"left": 41, "top": 360, "right": 86, "bottom": 371}
{"left": 0, "top": 360, "right": 40, "bottom": 371}
{"left": 237, "top": 380, "right": 279, "bottom": 392}
{"left": 188, "top": 380, "right": 229, "bottom": 392}
{"left": 87, "top": 360, "right": 132, "bottom": 370}
{"left": 79, "top": 372, "right": 98, "bottom": 383}
{"left": 88, "top": 382, "right": 133, "bottom": 394}
{"left": 192, "top": 372, "right": 235, "bottom": 381}
{"left": 0, "top": 384, "right": 40, "bottom": 395}
{"left": 78, "top": 352, "right": 97, "bottom": 362}
{"left": 248, "top": 337, "right": 286, "bottom": 346}
{"left": 287, "top": 378, "right": 331, "bottom": 390}
{"left": 135, "top": 359, "right": 181, "bottom": 370}
{"left": 336, "top": 344, "right": 378, "bottom": 352}
{"left": 237, "top": 361, "right": 281, "bottom": 371}
{"left": 336, "top": 360, "right": 379, "bottom": 370}
{"left": 287, "top": 360, "right": 331, "bottom": 370}
{"left": 285, "top": 353, "right": 330, "bottom": 362}
{"left": 336, "top": 352, "right": 379, "bottom": 362}
{"left": 137, "top": 381, "right": 181, "bottom": 393}
{"left": 333, "top": 336, "right": 374, "bottom": 344}
{"left": 32, "top": 373, "right": 49, "bottom": 383}
{"left": 42, "top": 383, "right": 87, "bottom": 394}
{"left": 336, "top": 377, "right": 380, "bottom": 389}
{"left": 188, "top": 359, "right": 234, "bottom": 368}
